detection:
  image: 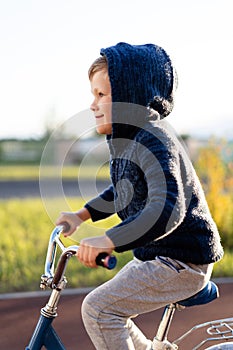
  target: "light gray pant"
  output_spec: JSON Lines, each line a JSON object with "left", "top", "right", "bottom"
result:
{"left": 81, "top": 257, "right": 213, "bottom": 350}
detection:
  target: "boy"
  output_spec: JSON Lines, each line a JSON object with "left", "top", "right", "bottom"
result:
{"left": 56, "top": 42, "right": 223, "bottom": 350}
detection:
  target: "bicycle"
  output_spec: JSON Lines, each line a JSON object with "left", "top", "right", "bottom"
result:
{"left": 26, "top": 225, "right": 233, "bottom": 349}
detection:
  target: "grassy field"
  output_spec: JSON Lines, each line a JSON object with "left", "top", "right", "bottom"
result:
{"left": 0, "top": 164, "right": 109, "bottom": 180}
{"left": 0, "top": 197, "right": 130, "bottom": 293}
{"left": 0, "top": 196, "right": 232, "bottom": 294}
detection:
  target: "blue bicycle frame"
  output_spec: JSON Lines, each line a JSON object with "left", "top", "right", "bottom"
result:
{"left": 25, "top": 314, "right": 66, "bottom": 350}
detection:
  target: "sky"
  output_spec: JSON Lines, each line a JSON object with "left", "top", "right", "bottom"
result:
{"left": 0, "top": 0, "right": 233, "bottom": 139}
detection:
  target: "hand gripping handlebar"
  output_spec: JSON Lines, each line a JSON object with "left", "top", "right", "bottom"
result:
{"left": 40, "top": 225, "right": 117, "bottom": 290}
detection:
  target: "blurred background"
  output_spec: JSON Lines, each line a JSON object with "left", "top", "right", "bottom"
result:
{"left": 0, "top": 0, "right": 233, "bottom": 294}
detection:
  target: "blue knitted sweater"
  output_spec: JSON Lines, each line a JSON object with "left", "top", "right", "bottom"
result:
{"left": 85, "top": 43, "right": 224, "bottom": 264}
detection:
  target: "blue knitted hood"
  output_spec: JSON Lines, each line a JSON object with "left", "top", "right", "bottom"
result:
{"left": 100, "top": 42, "right": 176, "bottom": 139}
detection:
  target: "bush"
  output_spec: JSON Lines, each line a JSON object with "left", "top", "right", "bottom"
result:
{"left": 194, "top": 139, "right": 233, "bottom": 250}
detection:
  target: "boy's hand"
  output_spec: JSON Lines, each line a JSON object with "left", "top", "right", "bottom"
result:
{"left": 77, "top": 235, "right": 115, "bottom": 268}
{"left": 55, "top": 212, "right": 83, "bottom": 237}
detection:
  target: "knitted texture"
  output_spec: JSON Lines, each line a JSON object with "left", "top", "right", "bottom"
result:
{"left": 85, "top": 42, "right": 224, "bottom": 265}
{"left": 100, "top": 42, "right": 175, "bottom": 118}
{"left": 85, "top": 122, "right": 224, "bottom": 264}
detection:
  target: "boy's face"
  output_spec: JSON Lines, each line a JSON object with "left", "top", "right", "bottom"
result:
{"left": 90, "top": 70, "right": 112, "bottom": 135}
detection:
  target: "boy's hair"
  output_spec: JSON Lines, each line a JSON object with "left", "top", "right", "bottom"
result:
{"left": 88, "top": 55, "right": 108, "bottom": 80}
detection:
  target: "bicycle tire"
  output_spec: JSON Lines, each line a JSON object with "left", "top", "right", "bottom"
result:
{"left": 205, "top": 343, "right": 233, "bottom": 349}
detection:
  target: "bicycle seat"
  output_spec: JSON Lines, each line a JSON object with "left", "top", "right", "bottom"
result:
{"left": 177, "top": 281, "right": 219, "bottom": 307}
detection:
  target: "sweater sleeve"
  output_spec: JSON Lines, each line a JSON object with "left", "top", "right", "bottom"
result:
{"left": 106, "top": 130, "right": 187, "bottom": 252}
{"left": 84, "top": 185, "right": 116, "bottom": 221}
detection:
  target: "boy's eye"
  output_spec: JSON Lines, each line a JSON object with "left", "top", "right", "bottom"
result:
{"left": 98, "top": 92, "right": 104, "bottom": 97}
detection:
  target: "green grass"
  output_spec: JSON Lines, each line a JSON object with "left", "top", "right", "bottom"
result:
{"left": 0, "top": 197, "right": 232, "bottom": 294}
{"left": 0, "top": 164, "right": 40, "bottom": 180}
{"left": 0, "top": 164, "right": 110, "bottom": 180}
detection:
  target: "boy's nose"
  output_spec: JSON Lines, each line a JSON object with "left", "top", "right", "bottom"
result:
{"left": 90, "top": 100, "right": 98, "bottom": 112}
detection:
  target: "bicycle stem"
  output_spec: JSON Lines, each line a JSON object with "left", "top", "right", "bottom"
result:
{"left": 52, "top": 246, "right": 77, "bottom": 289}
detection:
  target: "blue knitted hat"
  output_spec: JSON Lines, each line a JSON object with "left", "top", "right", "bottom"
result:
{"left": 100, "top": 42, "right": 177, "bottom": 119}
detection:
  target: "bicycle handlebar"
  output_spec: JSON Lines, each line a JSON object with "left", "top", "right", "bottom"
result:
{"left": 42, "top": 225, "right": 117, "bottom": 290}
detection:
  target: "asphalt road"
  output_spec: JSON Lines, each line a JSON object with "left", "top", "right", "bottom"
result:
{"left": 0, "top": 281, "right": 232, "bottom": 350}
{"left": 0, "top": 179, "right": 110, "bottom": 198}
